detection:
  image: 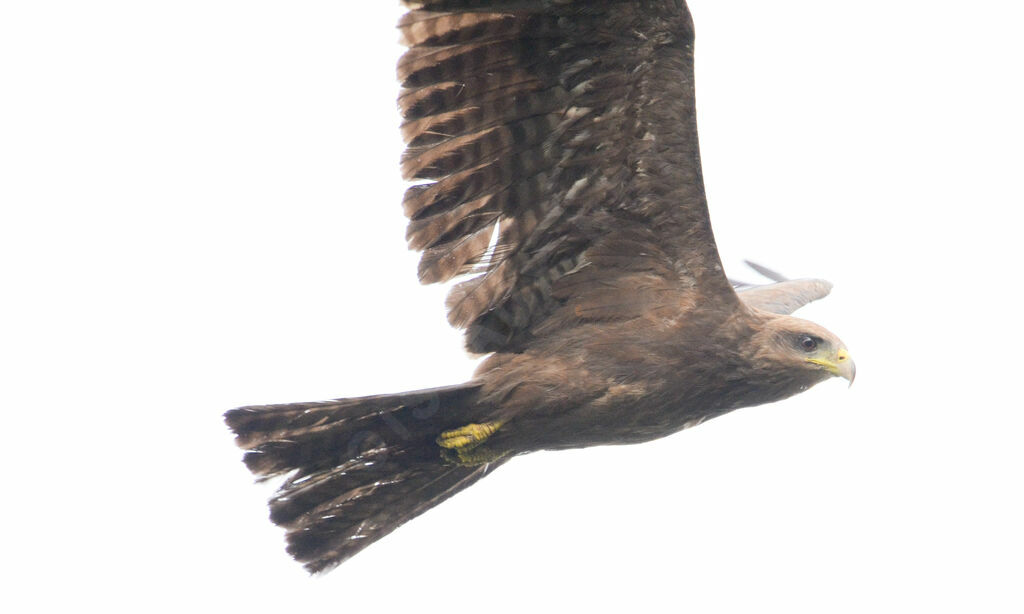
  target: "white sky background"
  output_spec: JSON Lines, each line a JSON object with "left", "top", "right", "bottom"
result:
{"left": 2, "top": 1, "right": 1022, "bottom": 612}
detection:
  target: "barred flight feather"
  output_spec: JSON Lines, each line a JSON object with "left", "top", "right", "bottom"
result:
{"left": 397, "top": 0, "right": 733, "bottom": 352}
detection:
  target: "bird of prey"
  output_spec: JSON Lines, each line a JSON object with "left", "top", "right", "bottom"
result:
{"left": 225, "top": 0, "right": 854, "bottom": 573}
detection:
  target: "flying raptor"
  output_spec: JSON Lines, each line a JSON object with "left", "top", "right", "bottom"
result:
{"left": 226, "top": 0, "right": 855, "bottom": 573}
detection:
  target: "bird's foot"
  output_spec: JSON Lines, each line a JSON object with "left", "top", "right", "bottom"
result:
{"left": 441, "top": 444, "right": 510, "bottom": 467}
{"left": 436, "top": 421, "right": 503, "bottom": 451}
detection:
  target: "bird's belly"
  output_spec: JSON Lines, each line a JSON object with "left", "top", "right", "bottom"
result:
{"left": 509, "top": 396, "right": 726, "bottom": 452}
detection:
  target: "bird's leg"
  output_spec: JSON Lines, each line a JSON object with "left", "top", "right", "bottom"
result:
{"left": 437, "top": 421, "right": 507, "bottom": 466}
{"left": 436, "top": 421, "right": 503, "bottom": 451}
{"left": 440, "top": 444, "right": 510, "bottom": 467}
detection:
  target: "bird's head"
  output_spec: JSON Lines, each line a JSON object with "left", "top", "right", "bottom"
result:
{"left": 754, "top": 314, "right": 855, "bottom": 387}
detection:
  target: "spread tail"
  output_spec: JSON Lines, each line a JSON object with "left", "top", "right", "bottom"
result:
{"left": 224, "top": 383, "right": 505, "bottom": 572}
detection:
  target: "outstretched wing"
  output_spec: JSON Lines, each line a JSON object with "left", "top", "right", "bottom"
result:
{"left": 737, "top": 279, "right": 833, "bottom": 315}
{"left": 732, "top": 261, "right": 833, "bottom": 315}
{"left": 400, "top": 0, "right": 736, "bottom": 353}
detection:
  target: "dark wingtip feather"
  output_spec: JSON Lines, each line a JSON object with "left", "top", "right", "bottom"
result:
{"left": 744, "top": 260, "right": 789, "bottom": 282}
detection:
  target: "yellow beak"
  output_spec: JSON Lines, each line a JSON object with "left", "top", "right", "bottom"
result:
{"left": 807, "top": 348, "right": 856, "bottom": 386}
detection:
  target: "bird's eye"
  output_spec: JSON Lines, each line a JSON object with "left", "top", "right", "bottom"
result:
{"left": 799, "top": 336, "right": 817, "bottom": 352}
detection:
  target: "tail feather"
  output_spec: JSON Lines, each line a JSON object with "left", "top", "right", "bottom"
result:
{"left": 225, "top": 383, "right": 506, "bottom": 572}
{"left": 284, "top": 458, "right": 500, "bottom": 572}
{"left": 226, "top": 383, "right": 478, "bottom": 449}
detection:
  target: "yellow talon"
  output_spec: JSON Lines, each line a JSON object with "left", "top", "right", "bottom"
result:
{"left": 437, "top": 421, "right": 504, "bottom": 450}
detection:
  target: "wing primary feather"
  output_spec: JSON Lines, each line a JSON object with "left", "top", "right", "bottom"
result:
{"left": 744, "top": 260, "right": 789, "bottom": 282}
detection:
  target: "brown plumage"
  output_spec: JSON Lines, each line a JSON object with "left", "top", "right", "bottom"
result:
{"left": 225, "top": 0, "right": 854, "bottom": 573}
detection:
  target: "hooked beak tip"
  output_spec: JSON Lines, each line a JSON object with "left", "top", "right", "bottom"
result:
{"left": 836, "top": 349, "right": 855, "bottom": 387}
